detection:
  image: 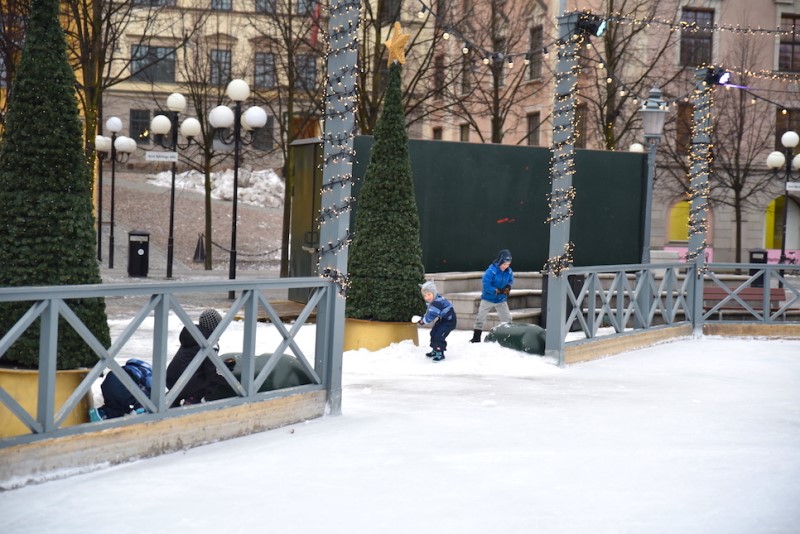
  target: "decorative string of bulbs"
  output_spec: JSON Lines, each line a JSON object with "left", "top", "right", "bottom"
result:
{"left": 317, "top": 0, "right": 361, "bottom": 296}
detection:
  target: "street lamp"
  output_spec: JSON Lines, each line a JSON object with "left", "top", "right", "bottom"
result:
{"left": 209, "top": 79, "right": 267, "bottom": 298}
{"left": 765, "top": 130, "right": 800, "bottom": 265}
{"left": 637, "top": 88, "right": 668, "bottom": 264}
{"left": 150, "top": 93, "right": 201, "bottom": 279}
{"left": 96, "top": 117, "right": 136, "bottom": 269}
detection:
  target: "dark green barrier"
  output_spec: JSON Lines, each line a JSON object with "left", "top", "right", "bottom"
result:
{"left": 291, "top": 137, "right": 647, "bottom": 275}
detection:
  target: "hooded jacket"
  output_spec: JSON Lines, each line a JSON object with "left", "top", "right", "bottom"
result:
{"left": 166, "top": 325, "right": 225, "bottom": 404}
{"left": 480, "top": 249, "right": 514, "bottom": 303}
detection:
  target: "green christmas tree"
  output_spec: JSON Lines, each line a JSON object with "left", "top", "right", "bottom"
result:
{"left": 346, "top": 59, "right": 425, "bottom": 322}
{"left": 0, "top": 0, "right": 110, "bottom": 369}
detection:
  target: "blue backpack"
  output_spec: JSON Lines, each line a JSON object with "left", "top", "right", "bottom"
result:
{"left": 99, "top": 359, "right": 153, "bottom": 419}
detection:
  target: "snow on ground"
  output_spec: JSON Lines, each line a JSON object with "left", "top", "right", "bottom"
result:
{"left": 1, "top": 324, "right": 799, "bottom": 533}
{"left": 147, "top": 168, "right": 284, "bottom": 209}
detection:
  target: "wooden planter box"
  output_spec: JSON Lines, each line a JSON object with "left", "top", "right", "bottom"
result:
{"left": 343, "top": 318, "right": 419, "bottom": 351}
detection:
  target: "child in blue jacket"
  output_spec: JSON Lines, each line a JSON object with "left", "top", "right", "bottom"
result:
{"left": 470, "top": 249, "right": 514, "bottom": 343}
{"left": 417, "top": 281, "right": 457, "bottom": 362}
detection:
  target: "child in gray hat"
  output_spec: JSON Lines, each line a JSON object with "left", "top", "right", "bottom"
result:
{"left": 417, "top": 281, "right": 457, "bottom": 362}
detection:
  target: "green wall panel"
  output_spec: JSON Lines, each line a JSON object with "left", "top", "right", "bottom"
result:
{"left": 292, "top": 137, "right": 647, "bottom": 275}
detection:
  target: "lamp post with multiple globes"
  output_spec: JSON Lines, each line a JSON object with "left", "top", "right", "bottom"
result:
{"left": 209, "top": 79, "right": 267, "bottom": 298}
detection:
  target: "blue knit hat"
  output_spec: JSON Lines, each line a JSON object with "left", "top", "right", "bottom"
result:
{"left": 496, "top": 249, "right": 512, "bottom": 265}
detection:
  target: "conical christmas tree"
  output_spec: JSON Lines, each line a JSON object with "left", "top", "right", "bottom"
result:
{"left": 346, "top": 60, "right": 425, "bottom": 322}
{"left": 0, "top": 0, "right": 110, "bottom": 369}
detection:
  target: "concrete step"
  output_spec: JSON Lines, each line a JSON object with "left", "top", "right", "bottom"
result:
{"left": 447, "top": 289, "right": 543, "bottom": 316}
{"left": 427, "top": 271, "right": 545, "bottom": 294}
{"left": 456, "top": 307, "right": 542, "bottom": 331}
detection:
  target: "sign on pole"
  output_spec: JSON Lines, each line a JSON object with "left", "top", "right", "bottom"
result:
{"left": 145, "top": 151, "right": 178, "bottom": 162}
{"left": 787, "top": 182, "right": 800, "bottom": 192}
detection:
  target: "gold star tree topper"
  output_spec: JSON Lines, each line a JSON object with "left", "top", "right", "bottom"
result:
{"left": 385, "top": 22, "right": 410, "bottom": 65}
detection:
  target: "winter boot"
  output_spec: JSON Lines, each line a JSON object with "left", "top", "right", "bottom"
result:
{"left": 431, "top": 350, "right": 445, "bottom": 362}
{"left": 425, "top": 349, "right": 437, "bottom": 358}
{"left": 469, "top": 329, "right": 482, "bottom": 343}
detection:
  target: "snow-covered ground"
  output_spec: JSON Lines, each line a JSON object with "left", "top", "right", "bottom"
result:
{"left": 1, "top": 320, "right": 799, "bottom": 534}
{"left": 147, "top": 168, "right": 284, "bottom": 209}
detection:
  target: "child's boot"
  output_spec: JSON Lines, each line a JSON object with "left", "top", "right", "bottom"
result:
{"left": 469, "top": 329, "right": 482, "bottom": 343}
{"left": 425, "top": 349, "right": 436, "bottom": 357}
{"left": 431, "top": 350, "right": 445, "bottom": 362}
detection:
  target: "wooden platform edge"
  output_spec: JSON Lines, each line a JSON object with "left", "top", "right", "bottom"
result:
{"left": 0, "top": 390, "right": 327, "bottom": 490}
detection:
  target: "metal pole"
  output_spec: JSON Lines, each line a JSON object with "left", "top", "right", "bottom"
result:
{"left": 229, "top": 101, "right": 242, "bottom": 300}
{"left": 109, "top": 132, "right": 117, "bottom": 270}
{"left": 543, "top": 13, "right": 582, "bottom": 366}
{"left": 779, "top": 148, "right": 790, "bottom": 265}
{"left": 97, "top": 155, "right": 104, "bottom": 262}
{"left": 642, "top": 136, "right": 659, "bottom": 264}
{"left": 167, "top": 111, "right": 178, "bottom": 279}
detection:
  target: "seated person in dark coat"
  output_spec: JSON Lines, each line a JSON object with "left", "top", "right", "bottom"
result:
{"left": 166, "top": 309, "right": 234, "bottom": 406}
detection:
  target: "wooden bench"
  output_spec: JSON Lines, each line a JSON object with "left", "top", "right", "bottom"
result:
{"left": 703, "top": 286, "right": 786, "bottom": 316}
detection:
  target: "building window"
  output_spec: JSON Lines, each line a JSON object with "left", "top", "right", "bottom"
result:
{"left": 528, "top": 26, "right": 543, "bottom": 80}
{"left": 255, "top": 0, "right": 276, "bottom": 13}
{"left": 132, "top": 0, "right": 175, "bottom": 5}
{"left": 459, "top": 123, "right": 470, "bottom": 142}
{"left": 0, "top": 54, "right": 6, "bottom": 87}
{"left": 295, "top": 54, "right": 316, "bottom": 89}
{"left": 526, "top": 112, "right": 540, "bottom": 146}
{"left": 296, "top": 0, "right": 313, "bottom": 14}
{"left": 210, "top": 49, "right": 232, "bottom": 86}
{"left": 460, "top": 57, "right": 471, "bottom": 94}
{"left": 775, "top": 108, "right": 800, "bottom": 149}
{"left": 211, "top": 0, "right": 231, "bottom": 10}
{"left": 255, "top": 52, "right": 276, "bottom": 88}
{"left": 494, "top": 37, "right": 505, "bottom": 87}
{"left": 131, "top": 45, "right": 176, "bottom": 83}
{"left": 780, "top": 15, "right": 800, "bottom": 72}
{"left": 130, "top": 109, "right": 152, "bottom": 145}
{"left": 574, "top": 103, "right": 587, "bottom": 149}
{"left": 680, "top": 8, "right": 713, "bottom": 67}
{"left": 380, "top": 0, "right": 401, "bottom": 25}
{"left": 253, "top": 115, "right": 275, "bottom": 151}
{"left": 432, "top": 127, "right": 443, "bottom": 140}
{"left": 434, "top": 54, "right": 445, "bottom": 99}
{"left": 676, "top": 102, "right": 692, "bottom": 156}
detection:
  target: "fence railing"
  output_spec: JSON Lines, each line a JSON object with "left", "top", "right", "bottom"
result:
{"left": 546, "top": 262, "right": 800, "bottom": 363}
{"left": 3, "top": 264, "right": 799, "bottom": 448}
{"left": 0, "top": 277, "right": 340, "bottom": 448}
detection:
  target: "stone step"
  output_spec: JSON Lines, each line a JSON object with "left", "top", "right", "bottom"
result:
{"left": 447, "top": 289, "right": 543, "bottom": 315}
{"left": 456, "top": 307, "right": 542, "bottom": 331}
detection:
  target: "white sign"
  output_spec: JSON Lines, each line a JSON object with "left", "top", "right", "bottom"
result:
{"left": 787, "top": 182, "right": 800, "bottom": 192}
{"left": 146, "top": 151, "right": 178, "bottom": 162}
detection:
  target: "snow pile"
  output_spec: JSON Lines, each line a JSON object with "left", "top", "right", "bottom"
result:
{"left": 147, "top": 168, "right": 284, "bottom": 209}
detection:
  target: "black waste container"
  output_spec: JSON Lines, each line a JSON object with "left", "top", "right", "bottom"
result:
{"left": 128, "top": 230, "right": 150, "bottom": 277}
{"left": 749, "top": 248, "right": 767, "bottom": 288}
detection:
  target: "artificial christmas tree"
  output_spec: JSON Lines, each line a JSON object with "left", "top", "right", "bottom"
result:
{"left": 346, "top": 24, "right": 425, "bottom": 325}
{"left": 0, "top": 0, "right": 111, "bottom": 369}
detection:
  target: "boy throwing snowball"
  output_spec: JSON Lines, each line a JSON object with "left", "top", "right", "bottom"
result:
{"left": 414, "top": 281, "right": 457, "bottom": 362}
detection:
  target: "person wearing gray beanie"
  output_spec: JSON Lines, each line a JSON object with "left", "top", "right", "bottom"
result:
{"left": 417, "top": 281, "right": 457, "bottom": 362}
{"left": 166, "top": 309, "right": 230, "bottom": 406}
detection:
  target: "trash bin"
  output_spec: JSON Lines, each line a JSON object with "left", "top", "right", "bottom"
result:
{"left": 128, "top": 230, "right": 150, "bottom": 277}
{"left": 749, "top": 248, "right": 767, "bottom": 288}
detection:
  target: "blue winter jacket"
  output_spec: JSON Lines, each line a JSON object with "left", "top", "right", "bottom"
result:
{"left": 421, "top": 294, "right": 456, "bottom": 325}
{"left": 481, "top": 258, "right": 514, "bottom": 303}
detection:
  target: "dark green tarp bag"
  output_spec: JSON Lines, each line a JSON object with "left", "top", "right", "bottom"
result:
{"left": 205, "top": 353, "right": 314, "bottom": 401}
{"left": 484, "top": 323, "right": 546, "bottom": 355}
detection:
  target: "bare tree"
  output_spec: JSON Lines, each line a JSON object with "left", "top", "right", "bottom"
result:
{"left": 659, "top": 33, "right": 793, "bottom": 262}
{"left": 431, "top": 0, "right": 549, "bottom": 143}
{"left": 0, "top": 0, "right": 29, "bottom": 125}
{"left": 577, "top": 0, "right": 682, "bottom": 150}
{"left": 247, "top": 0, "right": 328, "bottom": 276}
